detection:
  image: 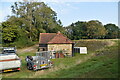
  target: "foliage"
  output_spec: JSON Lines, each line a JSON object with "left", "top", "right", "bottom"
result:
{"left": 104, "top": 23, "right": 120, "bottom": 39}
{"left": 1, "top": 21, "right": 34, "bottom": 48}
{"left": 2, "top": 21, "right": 19, "bottom": 43}
{"left": 14, "top": 29, "right": 34, "bottom": 48}
{"left": 1, "top": 1, "right": 64, "bottom": 47}
{"left": 11, "top": 2, "right": 64, "bottom": 41}
{"left": 65, "top": 20, "right": 119, "bottom": 40}
{"left": 87, "top": 20, "right": 107, "bottom": 39}
{"left": 64, "top": 21, "right": 88, "bottom": 40}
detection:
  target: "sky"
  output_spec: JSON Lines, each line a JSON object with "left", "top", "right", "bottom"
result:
{"left": 0, "top": 0, "right": 119, "bottom": 27}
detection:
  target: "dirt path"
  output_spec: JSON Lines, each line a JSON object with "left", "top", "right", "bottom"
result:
{"left": 17, "top": 44, "right": 39, "bottom": 54}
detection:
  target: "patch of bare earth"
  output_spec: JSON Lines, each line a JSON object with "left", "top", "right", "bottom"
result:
{"left": 17, "top": 44, "right": 38, "bottom": 54}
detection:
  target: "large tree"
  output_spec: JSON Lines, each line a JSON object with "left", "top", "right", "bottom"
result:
{"left": 11, "top": 2, "right": 63, "bottom": 41}
{"left": 64, "top": 21, "right": 88, "bottom": 40}
{"left": 87, "top": 20, "right": 107, "bottom": 39}
{"left": 104, "top": 24, "right": 120, "bottom": 39}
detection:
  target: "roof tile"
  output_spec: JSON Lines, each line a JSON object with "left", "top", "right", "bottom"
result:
{"left": 39, "top": 33, "right": 56, "bottom": 44}
{"left": 39, "top": 32, "right": 73, "bottom": 44}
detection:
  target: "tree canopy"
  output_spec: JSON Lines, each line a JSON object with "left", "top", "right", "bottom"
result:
{"left": 10, "top": 2, "right": 63, "bottom": 41}
{"left": 87, "top": 20, "right": 107, "bottom": 39}
{"left": 104, "top": 24, "right": 120, "bottom": 39}
{"left": 1, "top": 1, "right": 64, "bottom": 47}
{"left": 65, "top": 20, "right": 119, "bottom": 40}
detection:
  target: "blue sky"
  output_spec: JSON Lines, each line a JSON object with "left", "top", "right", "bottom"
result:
{"left": 0, "top": 1, "right": 119, "bottom": 26}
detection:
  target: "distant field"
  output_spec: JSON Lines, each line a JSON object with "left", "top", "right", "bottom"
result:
{"left": 2, "top": 39, "right": 119, "bottom": 78}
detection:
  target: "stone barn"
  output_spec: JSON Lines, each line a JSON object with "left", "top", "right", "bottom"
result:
{"left": 39, "top": 32, "right": 74, "bottom": 58}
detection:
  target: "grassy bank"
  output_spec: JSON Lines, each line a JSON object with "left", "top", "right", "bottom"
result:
{"left": 2, "top": 39, "right": 119, "bottom": 78}
{"left": 38, "top": 40, "right": 118, "bottom": 78}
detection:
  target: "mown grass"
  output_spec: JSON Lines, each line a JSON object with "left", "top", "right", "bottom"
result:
{"left": 2, "top": 39, "right": 119, "bottom": 78}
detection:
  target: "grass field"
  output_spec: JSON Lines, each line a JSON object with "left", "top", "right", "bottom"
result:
{"left": 2, "top": 39, "right": 119, "bottom": 78}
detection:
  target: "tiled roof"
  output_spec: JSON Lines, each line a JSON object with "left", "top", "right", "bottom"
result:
{"left": 48, "top": 33, "right": 73, "bottom": 44}
{"left": 39, "top": 33, "right": 56, "bottom": 44}
{"left": 39, "top": 32, "right": 73, "bottom": 44}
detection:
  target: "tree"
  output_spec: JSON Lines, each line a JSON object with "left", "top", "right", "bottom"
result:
{"left": 104, "top": 24, "right": 120, "bottom": 39}
{"left": 65, "top": 20, "right": 107, "bottom": 40}
{"left": 65, "top": 21, "right": 88, "bottom": 40}
{"left": 2, "top": 22, "right": 19, "bottom": 43}
{"left": 11, "top": 2, "right": 63, "bottom": 41}
{"left": 87, "top": 20, "right": 107, "bottom": 39}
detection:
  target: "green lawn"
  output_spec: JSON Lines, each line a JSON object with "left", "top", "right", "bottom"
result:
{"left": 2, "top": 39, "right": 119, "bottom": 78}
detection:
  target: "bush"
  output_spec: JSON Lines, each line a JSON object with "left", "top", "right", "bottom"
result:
{"left": 14, "top": 35, "right": 34, "bottom": 48}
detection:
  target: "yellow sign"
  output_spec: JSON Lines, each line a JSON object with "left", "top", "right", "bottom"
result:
{"left": 40, "top": 64, "right": 47, "bottom": 67}
{"left": 4, "top": 69, "right": 12, "bottom": 72}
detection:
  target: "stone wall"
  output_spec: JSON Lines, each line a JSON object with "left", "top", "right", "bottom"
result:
{"left": 48, "top": 44, "right": 72, "bottom": 56}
